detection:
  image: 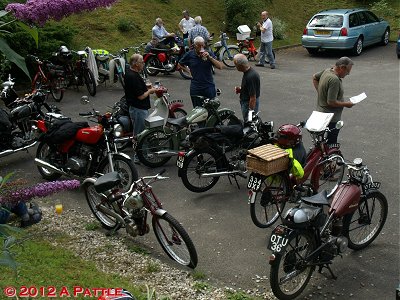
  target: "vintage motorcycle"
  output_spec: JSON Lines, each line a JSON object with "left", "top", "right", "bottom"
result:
{"left": 144, "top": 36, "right": 192, "bottom": 79}
{"left": 135, "top": 90, "right": 241, "bottom": 168}
{"left": 267, "top": 155, "right": 388, "bottom": 299}
{"left": 209, "top": 32, "right": 240, "bottom": 68}
{"left": 0, "top": 86, "right": 64, "bottom": 158}
{"left": 83, "top": 169, "right": 198, "bottom": 268}
{"left": 176, "top": 113, "right": 274, "bottom": 192}
{"left": 34, "top": 96, "right": 138, "bottom": 192}
{"left": 1, "top": 74, "right": 20, "bottom": 109}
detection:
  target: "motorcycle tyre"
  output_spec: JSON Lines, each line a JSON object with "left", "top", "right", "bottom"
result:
{"left": 250, "top": 172, "right": 290, "bottom": 228}
{"left": 50, "top": 78, "right": 64, "bottom": 102}
{"left": 343, "top": 191, "right": 388, "bottom": 250}
{"left": 84, "top": 68, "right": 97, "bottom": 96}
{"left": 221, "top": 47, "right": 240, "bottom": 68}
{"left": 270, "top": 230, "right": 316, "bottom": 300}
{"left": 84, "top": 182, "right": 122, "bottom": 231}
{"left": 152, "top": 212, "right": 198, "bottom": 269}
{"left": 145, "top": 56, "right": 160, "bottom": 76}
{"left": 179, "top": 64, "right": 192, "bottom": 80}
{"left": 173, "top": 108, "right": 187, "bottom": 119}
{"left": 97, "top": 154, "right": 138, "bottom": 192}
{"left": 36, "top": 141, "right": 62, "bottom": 181}
{"left": 136, "top": 129, "right": 174, "bottom": 168}
{"left": 180, "top": 148, "right": 222, "bottom": 193}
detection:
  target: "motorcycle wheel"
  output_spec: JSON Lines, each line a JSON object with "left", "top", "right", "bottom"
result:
{"left": 36, "top": 141, "right": 62, "bottom": 180}
{"left": 343, "top": 191, "right": 388, "bottom": 250}
{"left": 152, "top": 212, "right": 198, "bottom": 269}
{"left": 50, "top": 78, "right": 65, "bottom": 102}
{"left": 173, "top": 108, "right": 187, "bottom": 119}
{"left": 250, "top": 172, "right": 290, "bottom": 228}
{"left": 180, "top": 148, "right": 222, "bottom": 193}
{"left": 270, "top": 231, "right": 316, "bottom": 300}
{"left": 145, "top": 56, "right": 160, "bottom": 76}
{"left": 97, "top": 154, "right": 138, "bottom": 193}
{"left": 179, "top": 64, "right": 192, "bottom": 79}
{"left": 136, "top": 129, "right": 174, "bottom": 168}
{"left": 83, "top": 68, "right": 96, "bottom": 96}
{"left": 311, "top": 152, "right": 344, "bottom": 197}
{"left": 221, "top": 47, "right": 240, "bottom": 68}
{"left": 84, "top": 182, "right": 122, "bottom": 231}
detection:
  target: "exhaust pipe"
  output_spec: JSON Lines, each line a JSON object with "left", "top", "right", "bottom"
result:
{"left": 154, "top": 150, "right": 180, "bottom": 157}
{"left": 147, "top": 66, "right": 169, "bottom": 72}
{"left": 97, "top": 204, "right": 125, "bottom": 225}
{"left": 200, "top": 170, "right": 246, "bottom": 178}
{"left": 34, "top": 158, "right": 69, "bottom": 176}
{"left": 0, "top": 141, "right": 37, "bottom": 158}
{"left": 114, "top": 137, "right": 132, "bottom": 143}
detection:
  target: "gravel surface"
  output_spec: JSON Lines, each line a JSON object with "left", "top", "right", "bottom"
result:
{"left": 34, "top": 202, "right": 276, "bottom": 300}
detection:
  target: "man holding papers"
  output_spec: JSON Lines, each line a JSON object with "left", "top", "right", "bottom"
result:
{"left": 312, "top": 56, "right": 355, "bottom": 144}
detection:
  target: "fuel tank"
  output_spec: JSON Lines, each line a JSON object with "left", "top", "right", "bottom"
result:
{"left": 75, "top": 125, "right": 103, "bottom": 144}
{"left": 329, "top": 183, "right": 361, "bottom": 217}
{"left": 186, "top": 106, "right": 208, "bottom": 123}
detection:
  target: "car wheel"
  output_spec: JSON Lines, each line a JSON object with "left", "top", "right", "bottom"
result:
{"left": 306, "top": 48, "right": 318, "bottom": 55}
{"left": 352, "top": 37, "right": 363, "bottom": 56}
{"left": 381, "top": 28, "right": 390, "bottom": 46}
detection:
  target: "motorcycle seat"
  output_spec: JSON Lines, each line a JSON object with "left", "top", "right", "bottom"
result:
{"left": 94, "top": 171, "right": 121, "bottom": 193}
{"left": 166, "top": 116, "right": 187, "bottom": 128}
{"left": 246, "top": 37, "right": 255, "bottom": 41}
{"left": 301, "top": 190, "right": 330, "bottom": 206}
{"left": 150, "top": 47, "right": 171, "bottom": 53}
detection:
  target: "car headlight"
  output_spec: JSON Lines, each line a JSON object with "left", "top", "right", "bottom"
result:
{"left": 113, "top": 124, "right": 123, "bottom": 137}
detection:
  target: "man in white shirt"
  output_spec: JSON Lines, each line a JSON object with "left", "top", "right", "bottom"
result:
{"left": 152, "top": 18, "right": 175, "bottom": 48}
{"left": 256, "top": 11, "right": 275, "bottom": 69}
{"left": 178, "top": 10, "right": 195, "bottom": 40}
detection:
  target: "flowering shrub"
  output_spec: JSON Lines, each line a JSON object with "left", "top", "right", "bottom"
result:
{"left": 6, "top": 0, "right": 119, "bottom": 26}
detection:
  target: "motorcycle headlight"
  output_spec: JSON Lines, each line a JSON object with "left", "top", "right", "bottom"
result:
{"left": 113, "top": 124, "right": 123, "bottom": 137}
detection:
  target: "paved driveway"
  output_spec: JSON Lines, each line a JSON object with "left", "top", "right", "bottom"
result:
{"left": 1, "top": 44, "right": 398, "bottom": 299}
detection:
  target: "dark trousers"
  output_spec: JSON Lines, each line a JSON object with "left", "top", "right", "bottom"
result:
{"left": 327, "top": 122, "right": 340, "bottom": 145}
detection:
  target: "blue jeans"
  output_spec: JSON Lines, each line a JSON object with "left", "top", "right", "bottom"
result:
{"left": 0, "top": 202, "right": 28, "bottom": 224}
{"left": 240, "top": 98, "right": 259, "bottom": 122}
{"left": 129, "top": 106, "right": 149, "bottom": 136}
{"left": 259, "top": 41, "right": 275, "bottom": 66}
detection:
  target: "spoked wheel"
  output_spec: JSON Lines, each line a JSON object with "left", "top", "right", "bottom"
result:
{"left": 221, "top": 47, "right": 240, "bottom": 68}
{"left": 136, "top": 129, "right": 174, "bottom": 168}
{"left": 250, "top": 173, "right": 290, "bottom": 228}
{"left": 97, "top": 155, "right": 138, "bottom": 192}
{"left": 50, "top": 78, "right": 65, "bottom": 102}
{"left": 84, "top": 68, "right": 97, "bottom": 96}
{"left": 343, "top": 191, "right": 388, "bottom": 250}
{"left": 270, "top": 231, "right": 316, "bottom": 300}
{"left": 312, "top": 153, "right": 345, "bottom": 197}
{"left": 180, "top": 149, "right": 222, "bottom": 193}
{"left": 84, "top": 183, "right": 121, "bottom": 230}
{"left": 152, "top": 212, "right": 198, "bottom": 268}
{"left": 172, "top": 108, "right": 187, "bottom": 119}
{"left": 145, "top": 56, "right": 160, "bottom": 76}
{"left": 36, "top": 141, "right": 62, "bottom": 180}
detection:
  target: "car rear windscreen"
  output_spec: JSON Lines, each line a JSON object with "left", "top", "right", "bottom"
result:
{"left": 309, "top": 15, "right": 343, "bottom": 28}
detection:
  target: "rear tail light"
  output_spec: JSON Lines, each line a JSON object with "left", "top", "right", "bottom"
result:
{"left": 303, "top": 28, "right": 308, "bottom": 35}
{"left": 340, "top": 27, "right": 348, "bottom": 36}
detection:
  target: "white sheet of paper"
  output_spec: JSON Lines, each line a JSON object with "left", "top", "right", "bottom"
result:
{"left": 350, "top": 92, "right": 367, "bottom": 104}
{"left": 304, "top": 111, "right": 334, "bottom": 132}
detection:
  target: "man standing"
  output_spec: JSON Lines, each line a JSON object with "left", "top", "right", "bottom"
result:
{"left": 178, "top": 36, "right": 222, "bottom": 108}
{"left": 312, "top": 56, "right": 355, "bottom": 144}
{"left": 178, "top": 10, "right": 195, "bottom": 40}
{"left": 233, "top": 53, "right": 260, "bottom": 121}
{"left": 188, "top": 16, "right": 210, "bottom": 49}
{"left": 256, "top": 11, "right": 275, "bottom": 69}
{"left": 152, "top": 18, "right": 176, "bottom": 48}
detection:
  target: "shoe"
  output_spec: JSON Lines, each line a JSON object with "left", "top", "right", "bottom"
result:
{"left": 270, "top": 64, "right": 276, "bottom": 69}
{"left": 255, "top": 63, "right": 265, "bottom": 67}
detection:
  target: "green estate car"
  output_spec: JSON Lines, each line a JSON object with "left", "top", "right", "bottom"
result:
{"left": 302, "top": 8, "right": 390, "bottom": 56}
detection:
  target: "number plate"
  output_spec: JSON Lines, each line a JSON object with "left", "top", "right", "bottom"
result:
{"left": 314, "top": 30, "right": 331, "bottom": 35}
{"left": 176, "top": 155, "right": 185, "bottom": 168}
{"left": 247, "top": 172, "right": 263, "bottom": 191}
{"left": 267, "top": 225, "right": 292, "bottom": 253}
{"left": 365, "top": 181, "right": 381, "bottom": 191}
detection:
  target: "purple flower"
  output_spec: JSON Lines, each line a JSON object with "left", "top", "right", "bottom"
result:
{"left": 0, "top": 180, "right": 81, "bottom": 206}
{"left": 6, "top": 0, "right": 118, "bottom": 26}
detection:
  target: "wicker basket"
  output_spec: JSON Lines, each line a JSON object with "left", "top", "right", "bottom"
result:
{"left": 246, "top": 144, "right": 289, "bottom": 176}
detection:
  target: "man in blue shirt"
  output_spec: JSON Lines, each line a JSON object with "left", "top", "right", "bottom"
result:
{"left": 178, "top": 36, "right": 223, "bottom": 108}
{"left": 188, "top": 16, "right": 210, "bottom": 49}
{"left": 152, "top": 18, "right": 176, "bottom": 48}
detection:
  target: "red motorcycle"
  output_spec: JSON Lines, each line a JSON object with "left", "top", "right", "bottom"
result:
{"left": 34, "top": 96, "right": 138, "bottom": 192}
{"left": 144, "top": 36, "right": 192, "bottom": 79}
{"left": 267, "top": 155, "right": 388, "bottom": 299}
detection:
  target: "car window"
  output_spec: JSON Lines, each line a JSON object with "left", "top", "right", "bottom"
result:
{"left": 349, "top": 13, "right": 360, "bottom": 28}
{"left": 309, "top": 14, "right": 343, "bottom": 28}
{"left": 357, "top": 12, "right": 367, "bottom": 25}
{"left": 364, "top": 11, "right": 380, "bottom": 23}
